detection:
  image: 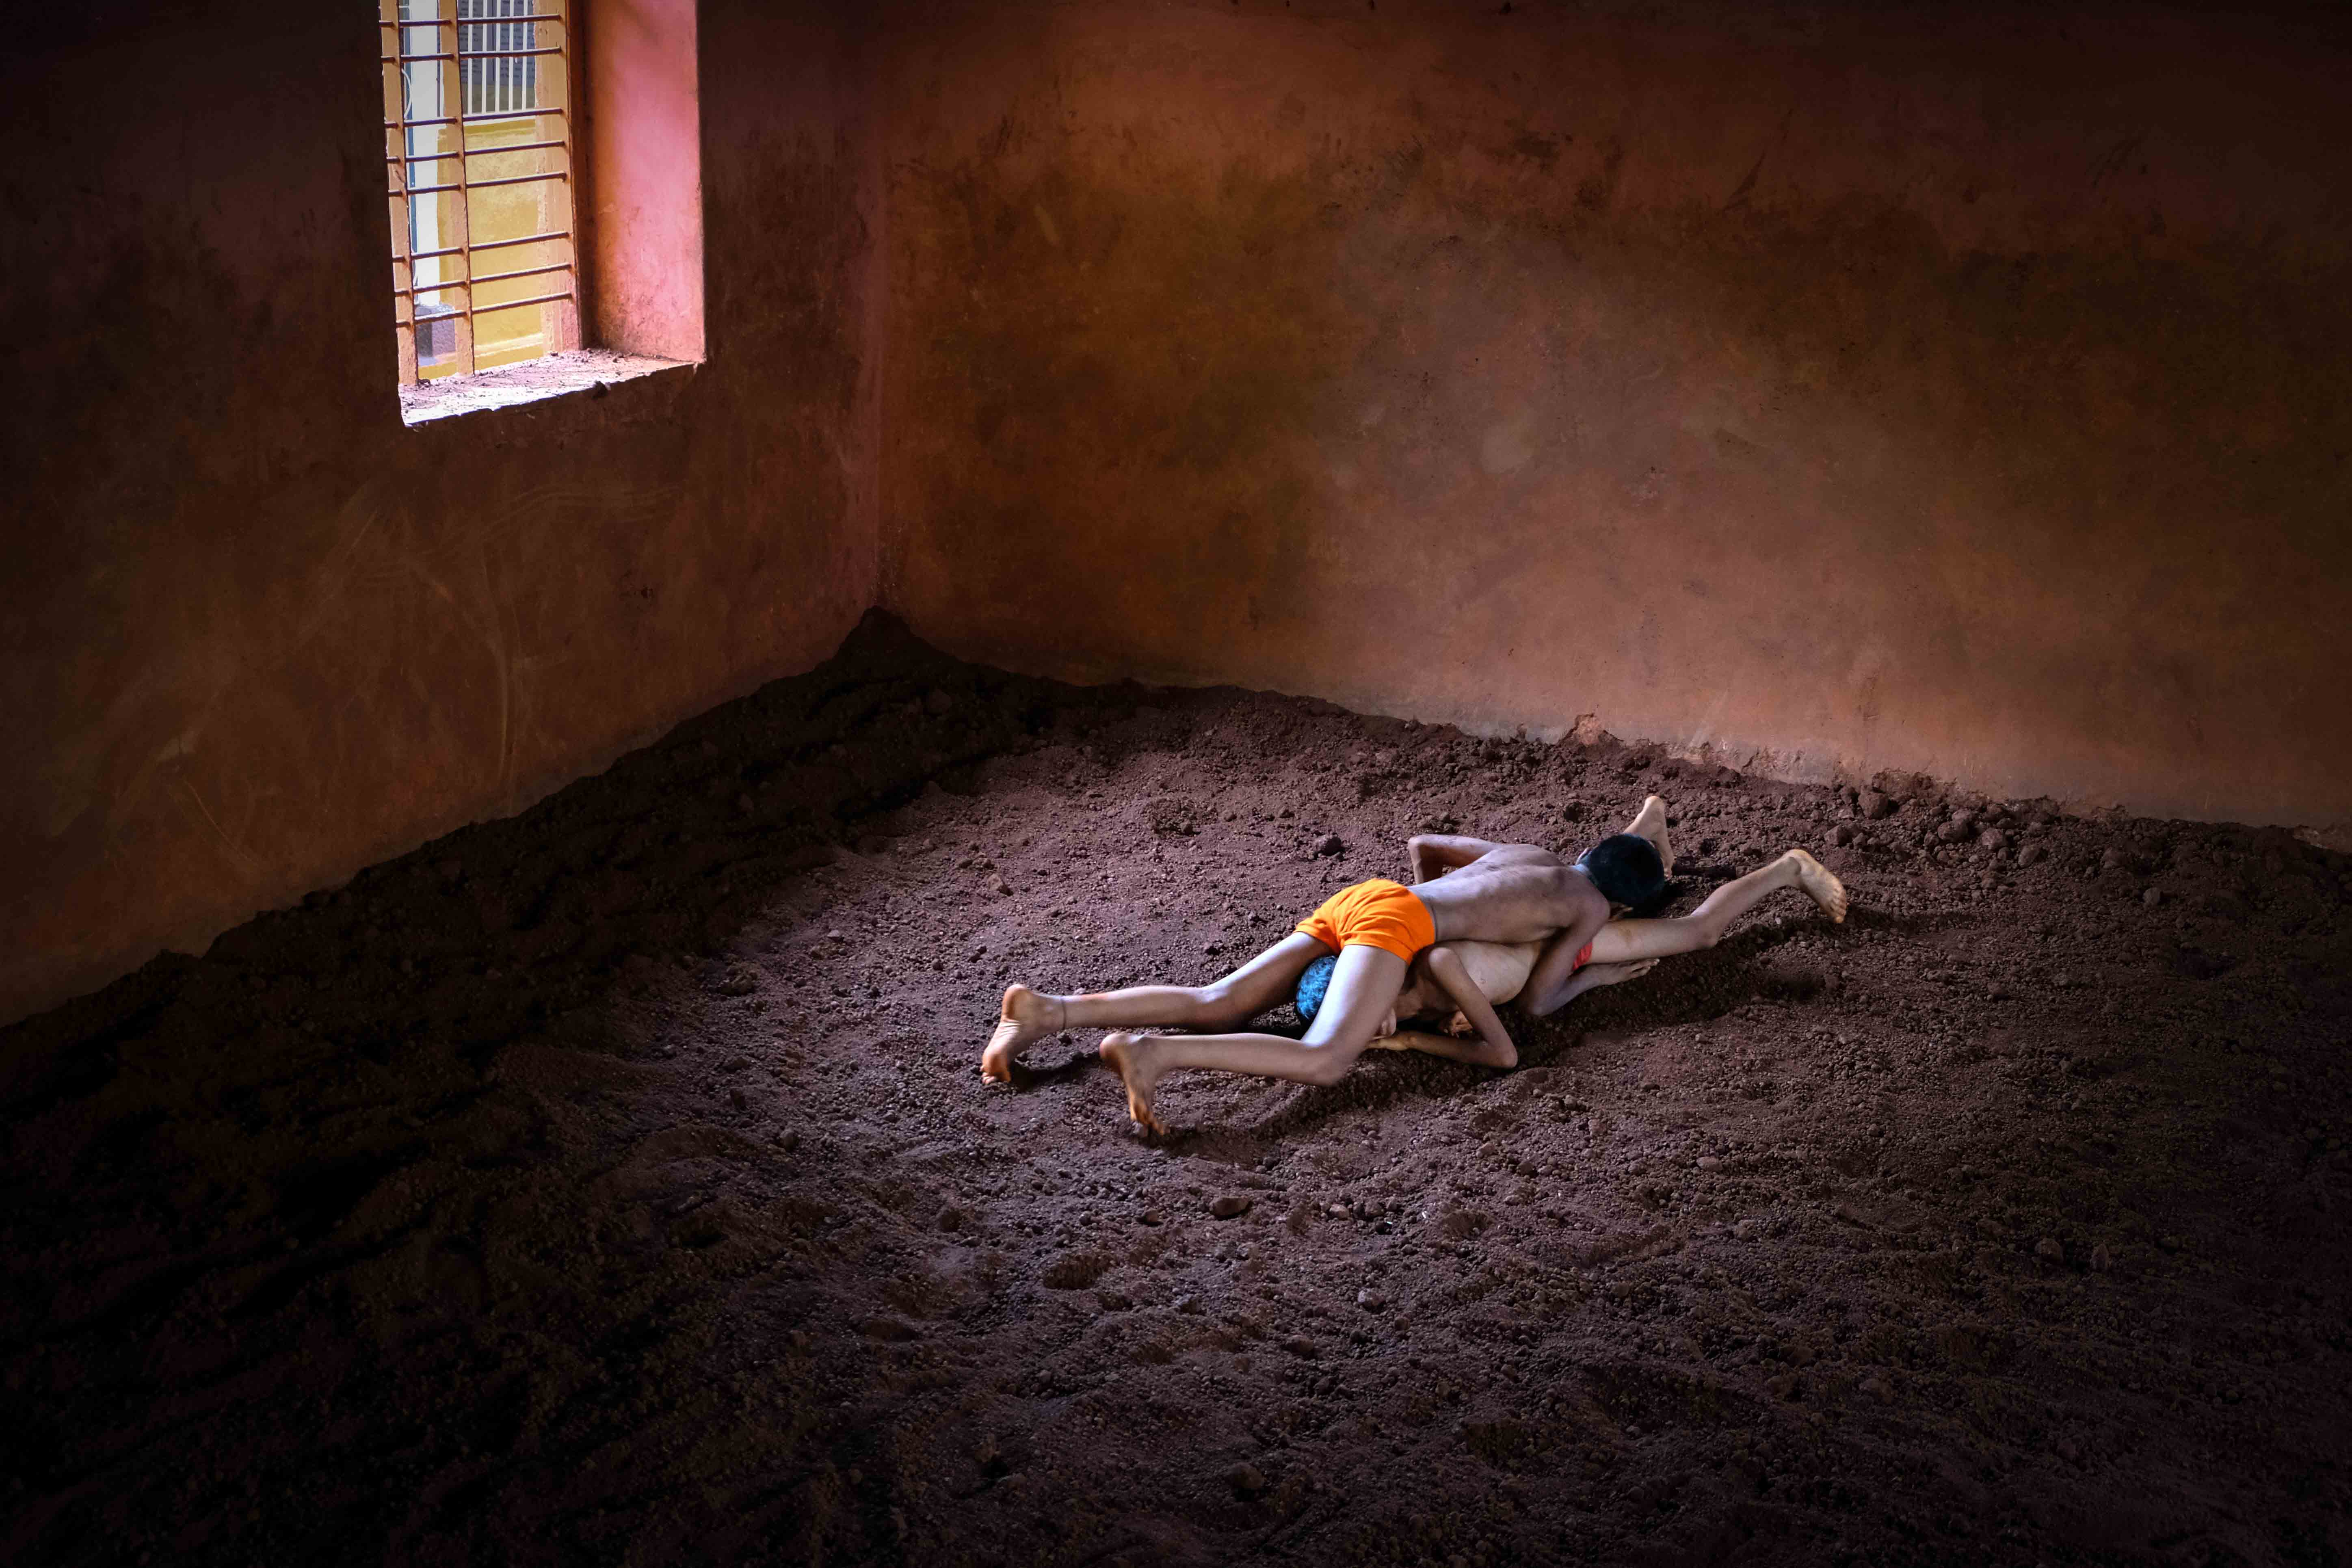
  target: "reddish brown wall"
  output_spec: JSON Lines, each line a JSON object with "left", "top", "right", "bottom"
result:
{"left": 877, "top": 2, "right": 2352, "bottom": 837}
{"left": 0, "top": 1, "right": 880, "bottom": 1024}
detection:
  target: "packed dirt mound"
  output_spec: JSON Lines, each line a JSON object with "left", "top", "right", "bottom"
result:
{"left": 3, "top": 611, "right": 2348, "bottom": 1565}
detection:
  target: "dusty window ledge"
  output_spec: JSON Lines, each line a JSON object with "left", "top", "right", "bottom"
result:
{"left": 399, "top": 348, "right": 694, "bottom": 426}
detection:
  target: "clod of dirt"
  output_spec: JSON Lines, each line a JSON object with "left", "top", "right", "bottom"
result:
{"left": 1316, "top": 833, "right": 1346, "bottom": 856}
{"left": 1859, "top": 789, "right": 1896, "bottom": 819}
{"left": 1228, "top": 1463, "right": 1269, "bottom": 1499}
{"left": 1147, "top": 798, "right": 1201, "bottom": 836}
{"left": 2036, "top": 1236, "right": 2065, "bottom": 1263}
{"left": 1042, "top": 1252, "right": 1115, "bottom": 1289}
{"left": 1209, "top": 1195, "right": 1253, "bottom": 1219}
{"left": 713, "top": 962, "right": 759, "bottom": 996}
{"left": 1357, "top": 1289, "right": 1387, "bottom": 1311}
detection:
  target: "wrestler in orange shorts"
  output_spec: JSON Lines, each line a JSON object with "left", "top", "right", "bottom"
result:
{"left": 981, "top": 797, "right": 1846, "bottom": 1135}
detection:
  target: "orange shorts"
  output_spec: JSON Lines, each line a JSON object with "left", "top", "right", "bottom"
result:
{"left": 1295, "top": 879, "right": 1437, "bottom": 964}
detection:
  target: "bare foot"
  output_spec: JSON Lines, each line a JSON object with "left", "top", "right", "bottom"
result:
{"left": 1097, "top": 1032, "right": 1167, "bottom": 1135}
{"left": 1784, "top": 849, "right": 1849, "bottom": 923}
{"left": 981, "top": 984, "right": 1065, "bottom": 1082}
{"left": 1629, "top": 794, "right": 1675, "bottom": 876}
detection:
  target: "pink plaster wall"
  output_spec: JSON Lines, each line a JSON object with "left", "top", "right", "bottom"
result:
{"left": 876, "top": 0, "right": 2352, "bottom": 838}
{"left": 0, "top": 0, "right": 880, "bottom": 1025}
{"left": 589, "top": 0, "right": 707, "bottom": 361}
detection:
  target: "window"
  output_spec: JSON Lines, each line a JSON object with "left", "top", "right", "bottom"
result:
{"left": 461, "top": 0, "right": 540, "bottom": 115}
{"left": 381, "top": 0, "right": 578, "bottom": 383}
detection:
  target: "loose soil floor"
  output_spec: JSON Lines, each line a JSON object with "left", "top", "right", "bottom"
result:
{"left": 5, "top": 614, "right": 2349, "bottom": 1567}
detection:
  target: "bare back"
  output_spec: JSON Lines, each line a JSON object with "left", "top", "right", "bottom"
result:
{"left": 1411, "top": 846, "right": 1609, "bottom": 943}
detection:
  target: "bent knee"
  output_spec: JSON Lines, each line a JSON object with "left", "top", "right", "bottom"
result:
{"left": 1191, "top": 984, "right": 1253, "bottom": 1026}
{"left": 1303, "top": 1043, "right": 1362, "bottom": 1087}
{"left": 1673, "top": 918, "right": 1722, "bottom": 950}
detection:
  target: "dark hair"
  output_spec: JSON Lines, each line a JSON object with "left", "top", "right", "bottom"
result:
{"left": 1576, "top": 833, "right": 1666, "bottom": 908}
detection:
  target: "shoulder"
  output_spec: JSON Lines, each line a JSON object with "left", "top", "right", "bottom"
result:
{"left": 1557, "top": 863, "right": 1609, "bottom": 911}
{"left": 1486, "top": 843, "right": 1564, "bottom": 866}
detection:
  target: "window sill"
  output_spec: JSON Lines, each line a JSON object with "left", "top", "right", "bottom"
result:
{"left": 399, "top": 348, "right": 694, "bottom": 426}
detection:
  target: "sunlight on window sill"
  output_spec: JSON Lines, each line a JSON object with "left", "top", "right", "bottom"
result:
{"left": 399, "top": 348, "right": 693, "bottom": 426}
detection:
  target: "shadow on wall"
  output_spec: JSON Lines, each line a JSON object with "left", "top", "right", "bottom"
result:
{"left": 876, "top": 1, "right": 2352, "bottom": 838}
{"left": 1, "top": 0, "right": 881, "bottom": 1028}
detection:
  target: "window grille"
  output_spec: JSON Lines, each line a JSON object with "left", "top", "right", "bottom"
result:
{"left": 381, "top": 0, "right": 578, "bottom": 383}
{"left": 461, "top": 0, "right": 539, "bottom": 115}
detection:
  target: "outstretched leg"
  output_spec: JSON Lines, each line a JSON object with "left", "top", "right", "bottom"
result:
{"left": 980, "top": 932, "right": 1331, "bottom": 1081}
{"left": 1623, "top": 794, "right": 1675, "bottom": 876}
{"left": 1586, "top": 848, "right": 1846, "bottom": 965}
{"left": 1099, "top": 945, "right": 1408, "bottom": 1135}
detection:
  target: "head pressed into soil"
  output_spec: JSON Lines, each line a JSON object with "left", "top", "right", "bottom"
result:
{"left": 1576, "top": 831, "right": 1667, "bottom": 910}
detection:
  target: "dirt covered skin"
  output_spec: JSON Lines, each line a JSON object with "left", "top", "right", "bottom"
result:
{"left": 3, "top": 612, "right": 2348, "bottom": 1567}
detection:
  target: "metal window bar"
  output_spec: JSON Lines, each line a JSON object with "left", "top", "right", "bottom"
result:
{"left": 392, "top": 169, "right": 571, "bottom": 198}
{"left": 385, "top": 141, "right": 573, "bottom": 180}
{"left": 384, "top": 111, "right": 551, "bottom": 130}
{"left": 383, "top": 0, "right": 576, "bottom": 383}
{"left": 377, "top": 47, "right": 565, "bottom": 63}
{"left": 405, "top": 229, "right": 572, "bottom": 263}
{"left": 394, "top": 258, "right": 573, "bottom": 298}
